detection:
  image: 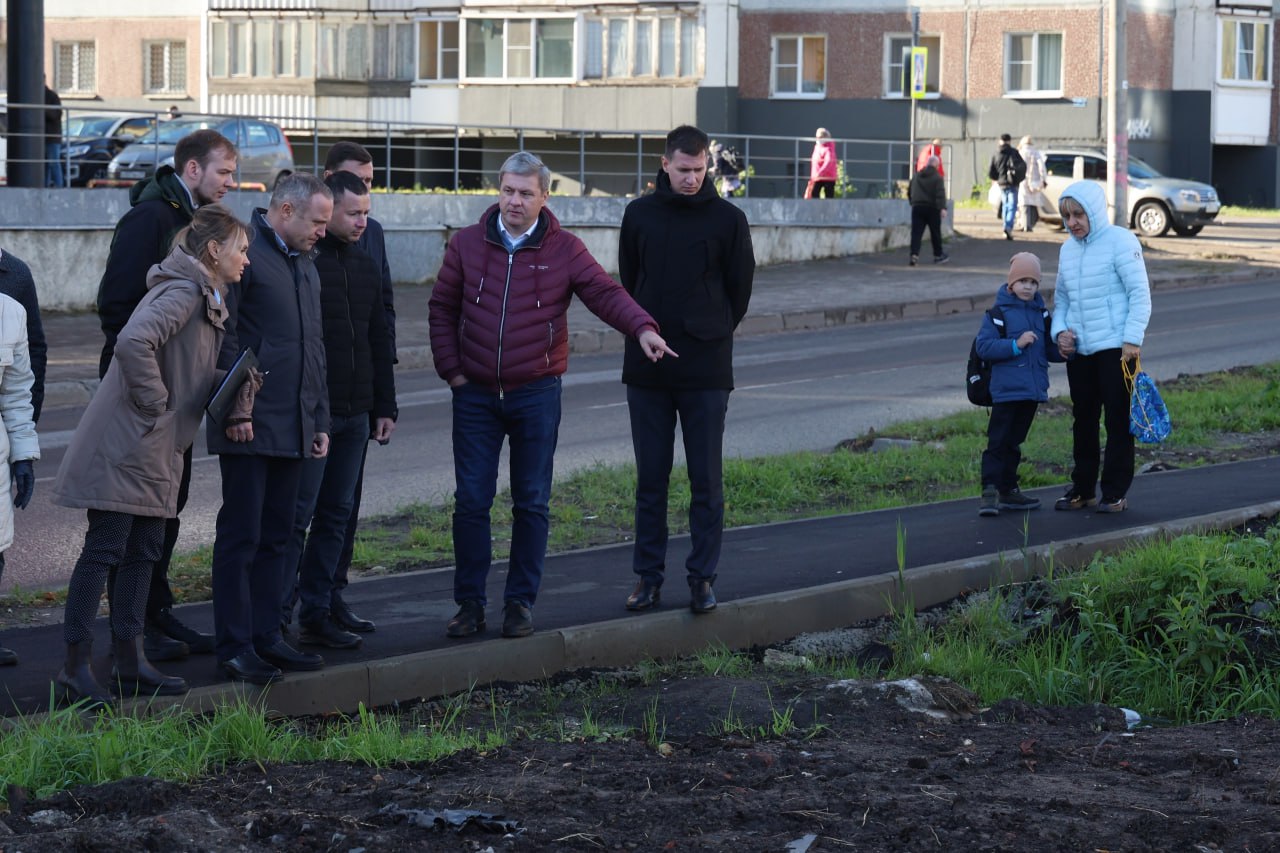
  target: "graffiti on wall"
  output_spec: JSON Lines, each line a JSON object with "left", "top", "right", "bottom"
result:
{"left": 1127, "top": 117, "right": 1153, "bottom": 139}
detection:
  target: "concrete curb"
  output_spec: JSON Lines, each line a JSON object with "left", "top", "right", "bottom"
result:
{"left": 39, "top": 264, "right": 1267, "bottom": 412}
{"left": 115, "top": 499, "right": 1280, "bottom": 718}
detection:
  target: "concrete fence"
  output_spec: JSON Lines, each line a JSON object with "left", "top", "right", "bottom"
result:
{"left": 0, "top": 189, "right": 945, "bottom": 312}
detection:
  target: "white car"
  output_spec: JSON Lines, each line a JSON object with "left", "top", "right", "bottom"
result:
{"left": 991, "top": 148, "right": 1220, "bottom": 238}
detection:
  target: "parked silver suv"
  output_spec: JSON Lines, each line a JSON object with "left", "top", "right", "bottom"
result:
{"left": 106, "top": 115, "right": 293, "bottom": 189}
{"left": 1038, "top": 149, "right": 1220, "bottom": 237}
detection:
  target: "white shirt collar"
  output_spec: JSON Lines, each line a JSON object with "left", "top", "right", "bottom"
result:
{"left": 496, "top": 214, "right": 538, "bottom": 246}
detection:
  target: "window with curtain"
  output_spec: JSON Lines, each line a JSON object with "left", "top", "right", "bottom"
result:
{"left": 659, "top": 18, "right": 676, "bottom": 77}
{"left": 583, "top": 19, "right": 604, "bottom": 79}
{"left": 211, "top": 22, "right": 227, "bottom": 77}
{"left": 318, "top": 24, "right": 339, "bottom": 78}
{"left": 419, "top": 20, "right": 460, "bottom": 80}
{"left": 634, "top": 20, "right": 653, "bottom": 76}
{"left": 680, "top": 18, "right": 697, "bottom": 77}
{"left": 55, "top": 41, "right": 96, "bottom": 93}
{"left": 771, "top": 35, "right": 825, "bottom": 97}
{"left": 536, "top": 19, "right": 574, "bottom": 78}
{"left": 885, "top": 35, "right": 941, "bottom": 96}
{"left": 253, "top": 23, "right": 272, "bottom": 77}
{"left": 580, "top": 13, "right": 697, "bottom": 80}
{"left": 275, "top": 21, "right": 297, "bottom": 77}
{"left": 1004, "top": 32, "right": 1062, "bottom": 94}
{"left": 607, "top": 19, "right": 630, "bottom": 77}
{"left": 144, "top": 40, "right": 186, "bottom": 94}
{"left": 343, "top": 25, "right": 367, "bottom": 80}
{"left": 1220, "top": 18, "right": 1271, "bottom": 82}
{"left": 230, "top": 22, "right": 249, "bottom": 76}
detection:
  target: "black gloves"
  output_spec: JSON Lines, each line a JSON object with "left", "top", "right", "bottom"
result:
{"left": 12, "top": 460, "right": 34, "bottom": 510}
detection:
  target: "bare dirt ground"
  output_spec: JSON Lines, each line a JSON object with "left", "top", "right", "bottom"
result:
{"left": 5, "top": 422, "right": 1280, "bottom": 851}
{"left": 3, "top": 667, "right": 1280, "bottom": 852}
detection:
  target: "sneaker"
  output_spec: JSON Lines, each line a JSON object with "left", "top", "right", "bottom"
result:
{"left": 1096, "top": 496, "right": 1128, "bottom": 513}
{"left": 909, "top": 254, "right": 918, "bottom": 266}
{"left": 1054, "top": 488, "right": 1097, "bottom": 511}
{"left": 933, "top": 253, "right": 950, "bottom": 265}
{"left": 1004, "top": 229, "right": 1013, "bottom": 241}
{"left": 998, "top": 489, "right": 1041, "bottom": 511}
{"left": 978, "top": 486, "right": 999, "bottom": 517}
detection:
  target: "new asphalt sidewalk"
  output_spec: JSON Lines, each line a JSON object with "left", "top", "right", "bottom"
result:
{"left": 7, "top": 211, "right": 1279, "bottom": 719}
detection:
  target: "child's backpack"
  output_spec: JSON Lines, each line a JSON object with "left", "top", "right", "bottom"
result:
{"left": 965, "top": 306, "right": 1050, "bottom": 406}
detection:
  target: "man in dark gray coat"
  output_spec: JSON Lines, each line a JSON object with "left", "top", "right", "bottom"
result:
{"left": 207, "top": 173, "right": 333, "bottom": 685}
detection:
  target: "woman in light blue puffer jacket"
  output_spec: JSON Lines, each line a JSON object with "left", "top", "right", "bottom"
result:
{"left": 1050, "top": 180, "right": 1152, "bottom": 514}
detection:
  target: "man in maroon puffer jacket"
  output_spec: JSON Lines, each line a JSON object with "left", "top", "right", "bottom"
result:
{"left": 428, "top": 151, "right": 674, "bottom": 640}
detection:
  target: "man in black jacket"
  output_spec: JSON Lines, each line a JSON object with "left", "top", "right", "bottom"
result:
{"left": 618, "top": 125, "right": 755, "bottom": 615}
{"left": 280, "top": 171, "right": 396, "bottom": 649}
{"left": 44, "top": 81, "right": 64, "bottom": 188}
{"left": 988, "top": 133, "right": 1026, "bottom": 241}
{"left": 207, "top": 173, "right": 333, "bottom": 685}
{"left": 95, "top": 129, "right": 238, "bottom": 661}
{"left": 320, "top": 141, "right": 397, "bottom": 634}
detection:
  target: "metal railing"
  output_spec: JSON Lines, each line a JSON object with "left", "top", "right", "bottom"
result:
{"left": 2, "top": 102, "right": 928, "bottom": 199}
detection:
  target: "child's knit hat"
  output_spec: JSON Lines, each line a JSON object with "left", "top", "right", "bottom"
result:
{"left": 1008, "top": 252, "right": 1041, "bottom": 284}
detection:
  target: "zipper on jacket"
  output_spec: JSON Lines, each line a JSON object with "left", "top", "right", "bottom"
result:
{"left": 546, "top": 321, "right": 553, "bottom": 368}
{"left": 342, "top": 262, "right": 356, "bottom": 413}
{"left": 495, "top": 251, "right": 514, "bottom": 399}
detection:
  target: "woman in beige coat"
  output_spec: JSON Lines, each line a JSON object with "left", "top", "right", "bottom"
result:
{"left": 52, "top": 204, "right": 252, "bottom": 707}
{"left": 0, "top": 291, "right": 40, "bottom": 667}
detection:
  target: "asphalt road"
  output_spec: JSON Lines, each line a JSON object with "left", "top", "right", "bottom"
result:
{"left": 8, "top": 274, "right": 1280, "bottom": 596}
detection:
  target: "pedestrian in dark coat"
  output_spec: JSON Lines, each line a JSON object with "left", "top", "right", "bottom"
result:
{"left": 53, "top": 205, "right": 251, "bottom": 707}
{"left": 93, "top": 129, "right": 238, "bottom": 661}
{"left": 0, "top": 248, "right": 48, "bottom": 421}
{"left": 44, "top": 82, "right": 64, "bottom": 188}
{"left": 618, "top": 125, "right": 755, "bottom": 616}
{"left": 907, "top": 156, "right": 949, "bottom": 266}
{"left": 281, "top": 171, "right": 396, "bottom": 650}
{"left": 429, "top": 151, "right": 673, "bottom": 640}
{"left": 207, "top": 174, "right": 333, "bottom": 686}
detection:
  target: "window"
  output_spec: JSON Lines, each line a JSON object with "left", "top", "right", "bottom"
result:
{"left": 582, "top": 13, "right": 698, "bottom": 80}
{"left": 317, "top": 22, "right": 369, "bottom": 80}
{"left": 419, "top": 20, "right": 460, "bottom": 80}
{"left": 373, "top": 22, "right": 414, "bottom": 80}
{"left": 772, "top": 35, "right": 825, "bottom": 97}
{"left": 229, "top": 21, "right": 250, "bottom": 76}
{"left": 273, "top": 20, "right": 316, "bottom": 77}
{"left": 244, "top": 120, "right": 280, "bottom": 148}
{"left": 55, "top": 41, "right": 96, "bottom": 93}
{"left": 463, "top": 17, "right": 574, "bottom": 80}
{"left": 143, "top": 40, "right": 186, "bottom": 94}
{"left": 885, "top": 35, "right": 940, "bottom": 97}
{"left": 1004, "top": 32, "right": 1062, "bottom": 94}
{"left": 253, "top": 24, "right": 272, "bottom": 77}
{"left": 1220, "top": 18, "right": 1271, "bottom": 83}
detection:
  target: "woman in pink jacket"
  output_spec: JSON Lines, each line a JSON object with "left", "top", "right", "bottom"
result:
{"left": 808, "top": 128, "right": 837, "bottom": 198}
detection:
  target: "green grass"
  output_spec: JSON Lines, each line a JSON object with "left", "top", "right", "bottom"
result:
{"left": 1220, "top": 205, "right": 1280, "bottom": 219}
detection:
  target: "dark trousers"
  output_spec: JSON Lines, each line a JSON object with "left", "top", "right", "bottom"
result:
{"left": 910, "top": 205, "right": 943, "bottom": 258}
{"left": 451, "top": 377, "right": 562, "bottom": 607}
{"left": 812, "top": 180, "right": 835, "bottom": 198}
{"left": 981, "top": 400, "right": 1039, "bottom": 492}
{"left": 64, "top": 510, "right": 165, "bottom": 644}
{"left": 282, "top": 413, "right": 370, "bottom": 626}
{"left": 627, "top": 386, "right": 730, "bottom": 586}
{"left": 1066, "top": 349, "right": 1135, "bottom": 501}
{"left": 211, "top": 454, "right": 302, "bottom": 661}
{"left": 332, "top": 441, "right": 371, "bottom": 597}
{"left": 1023, "top": 205, "right": 1040, "bottom": 232}
{"left": 106, "top": 445, "right": 191, "bottom": 620}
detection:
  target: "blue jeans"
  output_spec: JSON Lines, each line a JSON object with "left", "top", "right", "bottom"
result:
{"left": 1001, "top": 186, "right": 1019, "bottom": 233}
{"left": 284, "top": 413, "right": 371, "bottom": 626}
{"left": 451, "top": 376, "right": 562, "bottom": 607}
{"left": 46, "top": 142, "right": 65, "bottom": 188}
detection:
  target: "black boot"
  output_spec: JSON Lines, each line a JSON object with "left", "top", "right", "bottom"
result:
{"left": 111, "top": 635, "right": 188, "bottom": 696}
{"left": 0, "top": 645, "right": 17, "bottom": 666}
{"left": 55, "top": 641, "right": 114, "bottom": 709}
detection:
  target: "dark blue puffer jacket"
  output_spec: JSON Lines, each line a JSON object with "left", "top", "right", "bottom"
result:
{"left": 975, "top": 284, "right": 1064, "bottom": 403}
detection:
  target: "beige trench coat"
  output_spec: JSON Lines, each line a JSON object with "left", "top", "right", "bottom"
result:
{"left": 53, "top": 247, "right": 228, "bottom": 518}
{"left": 0, "top": 293, "right": 40, "bottom": 551}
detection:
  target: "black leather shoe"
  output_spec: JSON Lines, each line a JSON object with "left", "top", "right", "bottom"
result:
{"left": 0, "top": 645, "right": 17, "bottom": 666}
{"left": 151, "top": 608, "right": 215, "bottom": 654}
{"left": 143, "top": 625, "right": 190, "bottom": 662}
{"left": 220, "top": 652, "right": 282, "bottom": 686}
{"left": 331, "top": 597, "right": 376, "bottom": 633}
{"left": 690, "top": 581, "right": 717, "bottom": 614}
{"left": 298, "top": 617, "right": 363, "bottom": 650}
{"left": 625, "top": 579, "right": 662, "bottom": 611}
{"left": 501, "top": 601, "right": 534, "bottom": 638}
{"left": 256, "top": 640, "right": 324, "bottom": 672}
{"left": 446, "top": 601, "right": 485, "bottom": 638}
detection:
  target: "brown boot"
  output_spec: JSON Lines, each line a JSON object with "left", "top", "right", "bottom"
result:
{"left": 55, "top": 641, "right": 114, "bottom": 710}
{"left": 111, "top": 635, "right": 188, "bottom": 697}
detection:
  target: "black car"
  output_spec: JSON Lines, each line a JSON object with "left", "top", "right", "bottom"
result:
{"left": 64, "top": 114, "right": 157, "bottom": 187}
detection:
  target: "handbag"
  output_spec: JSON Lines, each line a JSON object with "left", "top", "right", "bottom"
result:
{"left": 1122, "top": 357, "right": 1171, "bottom": 444}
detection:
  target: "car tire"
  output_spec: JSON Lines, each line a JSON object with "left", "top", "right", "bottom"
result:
{"left": 1133, "top": 201, "right": 1171, "bottom": 237}
{"left": 1172, "top": 223, "right": 1204, "bottom": 237}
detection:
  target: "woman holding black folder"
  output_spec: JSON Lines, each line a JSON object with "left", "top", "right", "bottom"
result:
{"left": 50, "top": 204, "right": 256, "bottom": 707}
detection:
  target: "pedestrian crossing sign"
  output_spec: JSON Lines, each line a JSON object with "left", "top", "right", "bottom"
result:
{"left": 910, "top": 47, "right": 928, "bottom": 99}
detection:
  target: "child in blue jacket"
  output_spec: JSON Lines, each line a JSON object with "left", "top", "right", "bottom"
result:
{"left": 977, "top": 252, "right": 1064, "bottom": 516}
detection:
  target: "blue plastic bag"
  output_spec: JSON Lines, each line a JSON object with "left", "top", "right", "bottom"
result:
{"left": 1124, "top": 359, "right": 1171, "bottom": 444}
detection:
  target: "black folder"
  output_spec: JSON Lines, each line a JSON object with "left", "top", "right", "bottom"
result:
{"left": 205, "top": 346, "right": 259, "bottom": 425}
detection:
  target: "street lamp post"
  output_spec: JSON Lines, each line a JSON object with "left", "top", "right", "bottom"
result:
{"left": 1106, "top": 0, "right": 1129, "bottom": 226}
